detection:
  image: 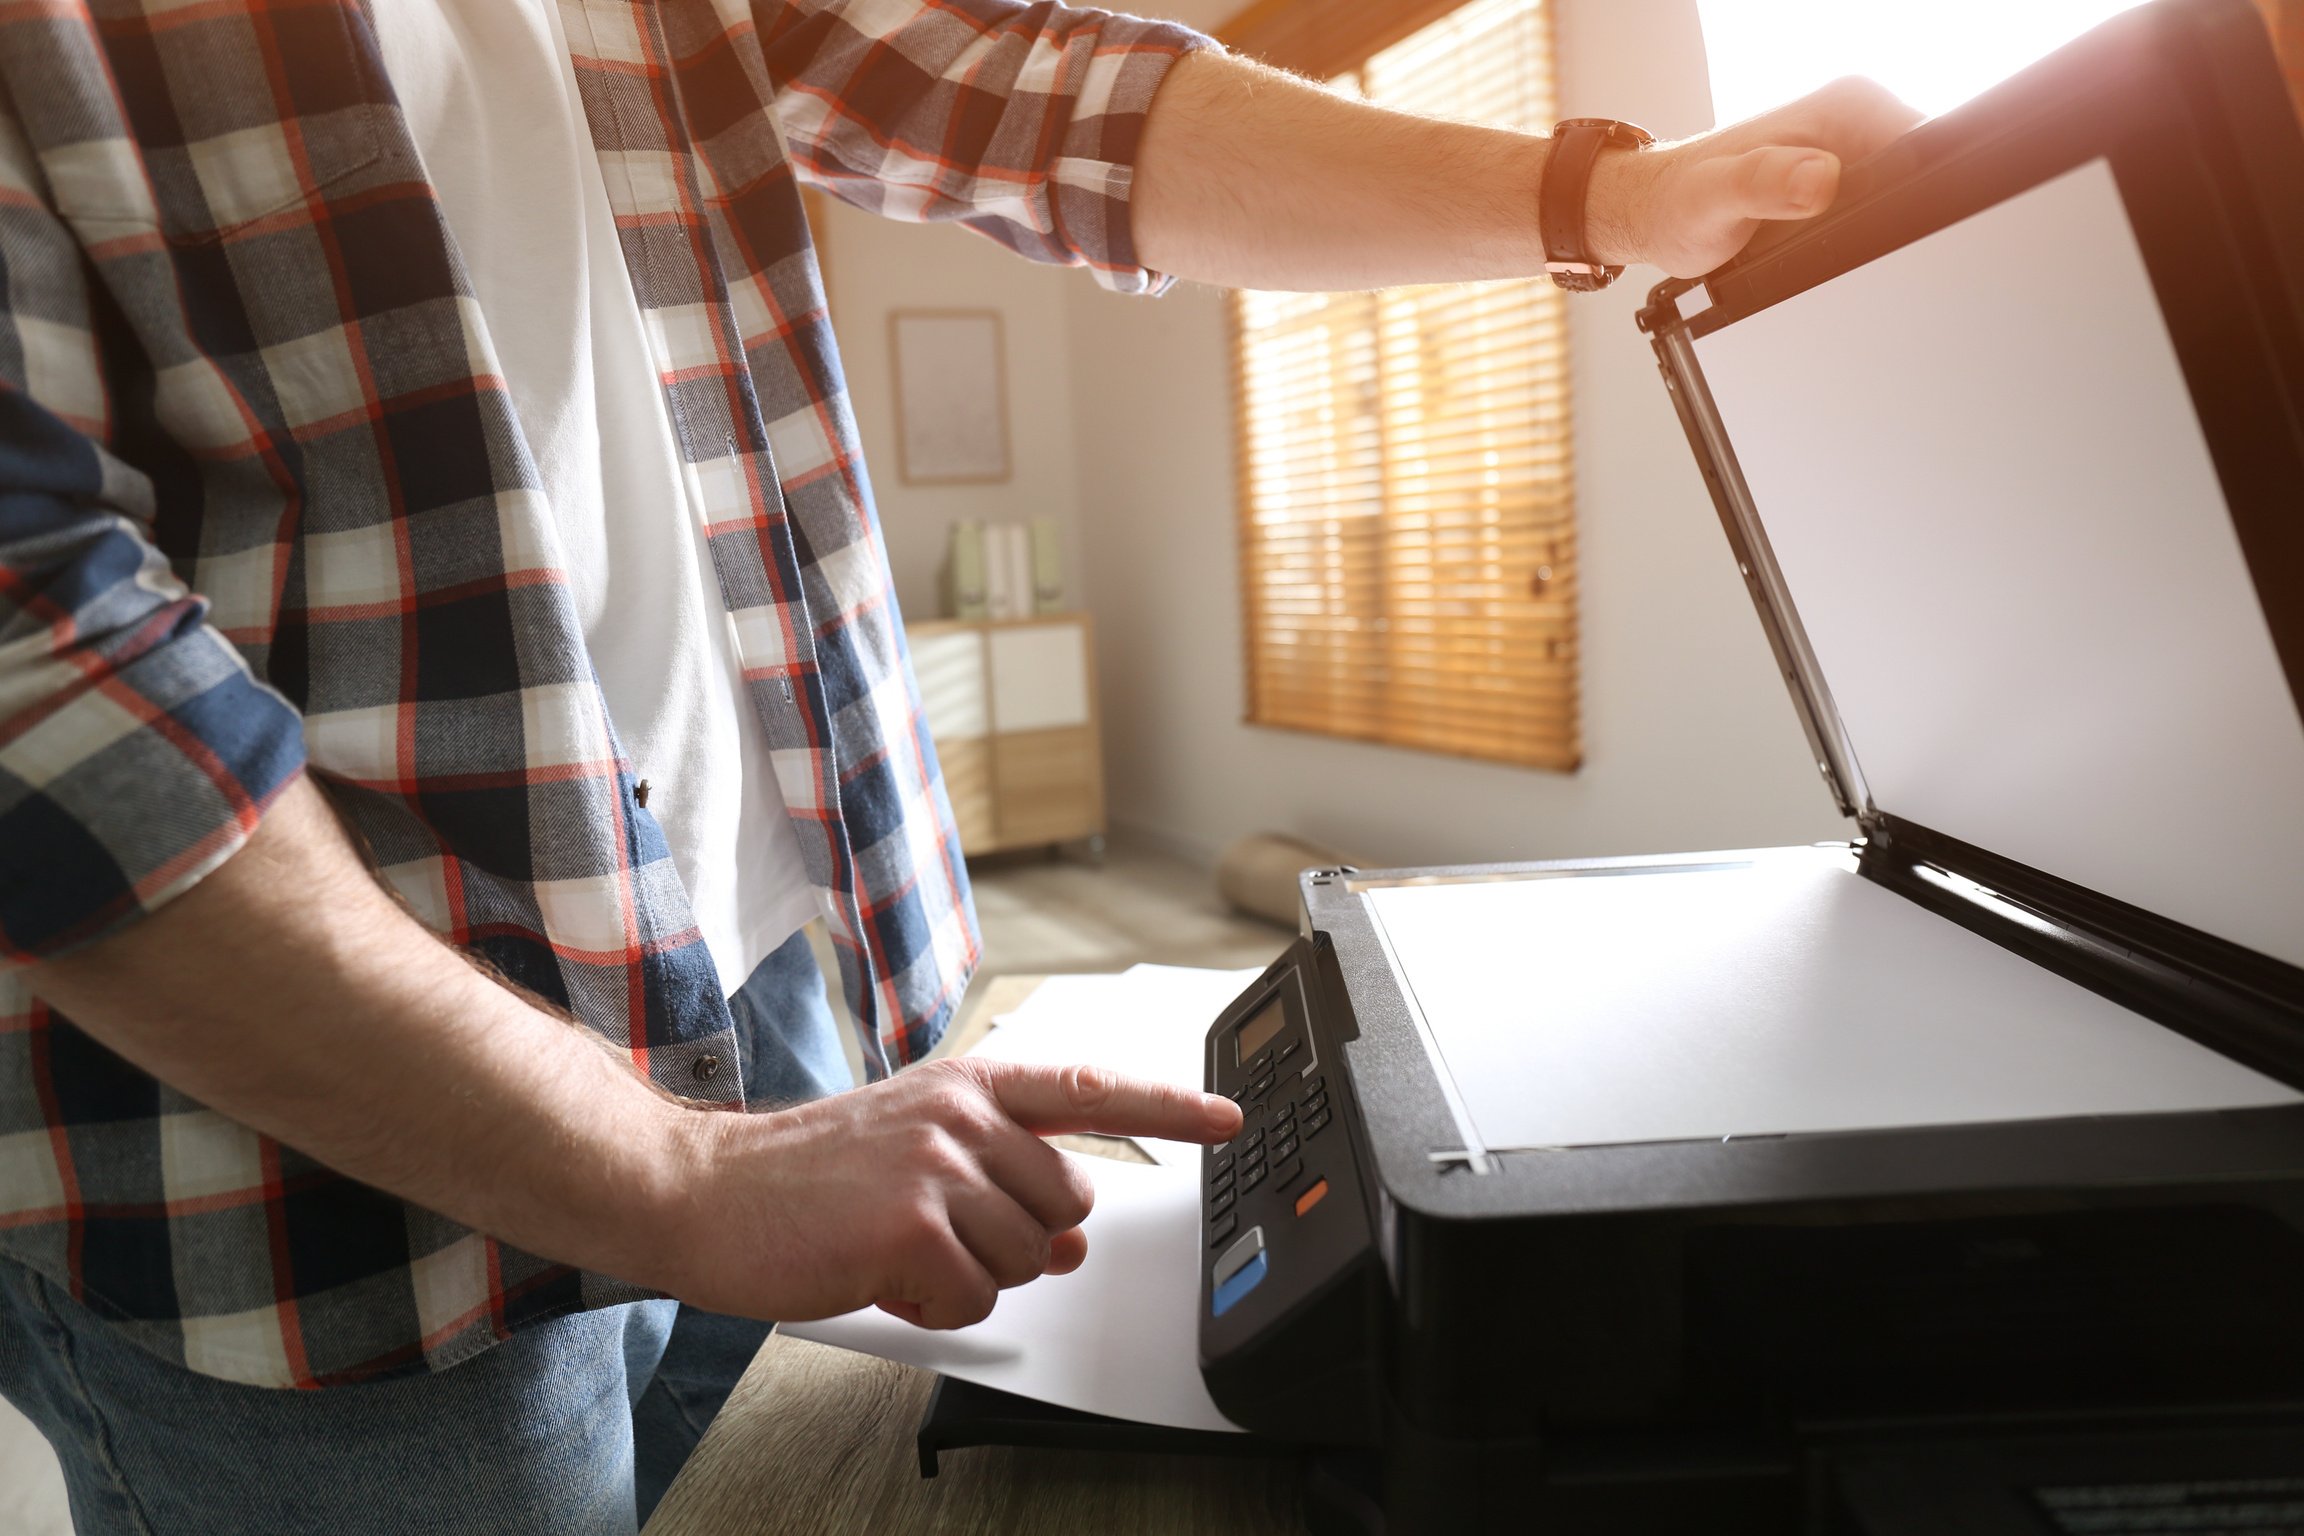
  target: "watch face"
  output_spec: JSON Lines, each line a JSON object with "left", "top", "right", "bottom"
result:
{"left": 1556, "top": 117, "right": 1656, "bottom": 150}
{"left": 1548, "top": 263, "right": 1622, "bottom": 293}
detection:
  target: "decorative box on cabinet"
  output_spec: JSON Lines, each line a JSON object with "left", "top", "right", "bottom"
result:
{"left": 909, "top": 614, "right": 1106, "bottom": 857}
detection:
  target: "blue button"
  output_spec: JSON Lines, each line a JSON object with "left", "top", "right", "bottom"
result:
{"left": 1211, "top": 1250, "right": 1269, "bottom": 1317}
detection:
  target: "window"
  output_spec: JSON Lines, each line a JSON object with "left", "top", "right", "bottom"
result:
{"left": 1697, "top": 0, "right": 2147, "bottom": 124}
{"left": 1231, "top": 0, "right": 1579, "bottom": 772}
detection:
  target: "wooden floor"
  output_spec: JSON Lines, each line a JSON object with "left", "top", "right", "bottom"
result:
{"left": 964, "top": 840, "right": 1291, "bottom": 978}
{"left": 814, "top": 836, "right": 1291, "bottom": 1083}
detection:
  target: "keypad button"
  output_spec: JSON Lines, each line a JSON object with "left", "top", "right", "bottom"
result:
{"left": 1273, "top": 1135, "right": 1299, "bottom": 1164}
{"left": 1243, "top": 1147, "right": 1265, "bottom": 1174}
{"left": 1240, "top": 1163, "right": 1267, "bottom": 1194}
{"left": 1211, "top": 1170, "right": 1234, "bottom": 1196}
{"left": 1277, "top": 1038, "right": 1302, "bottom": 1066}
{"left": 1303, "top": 1091, "right": 1328, "bottom": 1117}
{"left": 1211, "top": 1186, "right": 1236, "bottom": 1218}
{"left": 1273, "top": 1157, "right": 1303, "bottom": 1189}
{"left": 1249, "top": 1051, "right": 1273, "bottom": 1076}
{"left": 1249, "top": 1073, "right": 1275, "bottom": 1099}
{"left": 1243, "top": 1127, "right": 1265, "bottom": 1148}
{"left": 1210, "top": 1211, "right": 1238, "bottom": 1249}
{"left": 1305, "top": 1107, "right": 1332, "bottom": 1139}
{"left": 1211, "top": 1154, "right": 1233, "bottom": 1177}
{"left": 1304, "top": 1075, "right": 1325, "bottom": 1096}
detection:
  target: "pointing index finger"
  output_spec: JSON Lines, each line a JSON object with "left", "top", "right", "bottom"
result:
{"left": 974, "top": 1060, "right": 1242, "bottom": 1144}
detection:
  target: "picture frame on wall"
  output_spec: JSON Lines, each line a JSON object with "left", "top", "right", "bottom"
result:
{"left": 890, "top": 309, "right": 1012, "bottom": 485}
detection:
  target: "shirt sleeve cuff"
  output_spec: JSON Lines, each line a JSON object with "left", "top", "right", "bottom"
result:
{"left": 1049, "top": 24, "right": 1220, "bottom": 297}
{"left": 1, "top": 603, "right": 307, "bottom": 966}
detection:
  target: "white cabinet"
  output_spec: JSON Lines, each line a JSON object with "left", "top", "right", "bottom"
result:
{"left": 911, "top": 614, "right": 1105, "bottom": 855}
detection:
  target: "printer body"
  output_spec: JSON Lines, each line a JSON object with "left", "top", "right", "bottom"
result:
{"left": 1197, "top": 3, "right": 2304, "bottom": 1529}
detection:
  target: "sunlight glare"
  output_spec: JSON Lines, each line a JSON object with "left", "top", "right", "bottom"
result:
{"left": 1697, "top": 0, "right": 2152, "bottom": 126}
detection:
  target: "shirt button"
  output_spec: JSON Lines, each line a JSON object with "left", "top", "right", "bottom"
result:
{"left": 692, "top": 1054, "right": 721, "bottom": 1082}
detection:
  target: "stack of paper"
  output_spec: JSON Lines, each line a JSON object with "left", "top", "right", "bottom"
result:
{"left": 971, "top": 964, "right": 1267, "bottom": 1166}
{"left": 781, "top": 1153, "right": 1242, "bottom": 1432}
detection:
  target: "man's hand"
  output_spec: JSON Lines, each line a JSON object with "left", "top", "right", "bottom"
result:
{"left": 1588, "top": 78, "right": 1924, "bottom": 279}
{"left": 1136, "top": 52, "right": 1922, "bottom": 292}
{"left": 657, "top": 1059, "right": 1241, "bottom": 1329}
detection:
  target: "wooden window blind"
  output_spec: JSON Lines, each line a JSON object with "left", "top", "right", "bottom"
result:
{"left": 1233, "top": 0, "right": 1580, "bottom": 771}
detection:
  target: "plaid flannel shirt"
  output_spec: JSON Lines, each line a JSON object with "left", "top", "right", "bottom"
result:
{"left": 0, "top": 0, "right": 1204, "bottom": 1387}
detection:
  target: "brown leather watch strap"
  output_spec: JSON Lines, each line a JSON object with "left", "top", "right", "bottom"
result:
{"left": 1539, "top": 117, "right": 1655, "bottom": 292}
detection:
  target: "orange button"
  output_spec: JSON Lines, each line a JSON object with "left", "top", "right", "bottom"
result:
{"left": 1293, "top": 1178, "right": 1329, "bottom": 1217}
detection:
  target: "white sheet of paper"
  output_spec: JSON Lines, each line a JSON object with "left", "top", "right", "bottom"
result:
{"left": 975, "top": 966, "right": 1264, "bottom": 1165}
{"left": 780, "top": 1155, "right": 1243, "bottom": 1433}
{"left": 985, "top": 971, "right": 1148, "bottom": 1033}
{"left": 1692, "top": 158, "right": 2304, "bottom": 970}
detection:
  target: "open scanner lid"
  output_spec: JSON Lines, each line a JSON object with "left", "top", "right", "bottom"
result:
{"left": 1636, "top": 0, "right": 2304, "bottom": 1064}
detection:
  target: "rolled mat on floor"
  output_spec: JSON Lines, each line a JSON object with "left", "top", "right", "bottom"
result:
{"left": 1216, "top": 833, "right": 1356, "bottom": 930}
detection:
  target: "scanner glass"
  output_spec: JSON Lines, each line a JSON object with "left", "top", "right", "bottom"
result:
{"left": 1691, "top": 158, "right": 2304, "bottom": 970}
{"left": 1364, "top": 850, "right": 2299, "bottom": 1153}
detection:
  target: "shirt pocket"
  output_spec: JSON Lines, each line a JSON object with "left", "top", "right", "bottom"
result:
{"left": 39, "top": 1, "right": 389, "bottom": 245}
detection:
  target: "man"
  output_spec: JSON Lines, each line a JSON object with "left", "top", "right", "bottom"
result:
{"left": 0, "top": 0, "right": 1916, "bottom": 1528}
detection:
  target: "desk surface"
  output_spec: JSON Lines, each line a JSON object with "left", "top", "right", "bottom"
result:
{"left": 643, "top": 973, "right": 1312, "bottom": 1535}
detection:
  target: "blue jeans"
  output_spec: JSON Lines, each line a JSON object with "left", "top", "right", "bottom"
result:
{"left": 0, "top": 928, "right": 850, "bottom": 1535}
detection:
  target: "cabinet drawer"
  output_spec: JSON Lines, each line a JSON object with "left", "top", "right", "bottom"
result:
{"left": 993, "top": 726, "right": 1104, "bottom": 846}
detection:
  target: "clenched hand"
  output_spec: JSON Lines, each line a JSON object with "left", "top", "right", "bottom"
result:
{"left": 1590, "top": 77, "right": 1926, "bottom": 279}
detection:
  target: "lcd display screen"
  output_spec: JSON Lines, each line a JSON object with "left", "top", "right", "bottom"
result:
{"left": 1691, "top": 158, "right": 2304, "bottom": 970}
{"left": 1234, "top": 997, "right": 1287, "bottom": 1065}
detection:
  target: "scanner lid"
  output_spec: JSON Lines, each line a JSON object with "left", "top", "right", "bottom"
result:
{"left": 1638, "top": 0, "right": 2304, "bottom": 982}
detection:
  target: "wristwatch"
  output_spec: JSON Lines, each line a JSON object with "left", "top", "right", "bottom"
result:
{"left": 1539, "top": 117, "right": 1656, "bottom": 292}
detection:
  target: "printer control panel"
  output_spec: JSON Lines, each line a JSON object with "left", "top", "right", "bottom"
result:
{"left": 1198, "top": 935, "right": 1378, "bottom": 1445}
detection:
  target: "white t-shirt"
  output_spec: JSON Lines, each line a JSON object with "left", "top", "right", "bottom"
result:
{"left": 369, "top": 0, "right": 820, "bottom": 995}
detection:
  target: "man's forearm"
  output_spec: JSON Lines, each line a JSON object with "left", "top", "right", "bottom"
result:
{"left": 25, "top": 774, "right": 696, "bottom": 1292}
{"left": 24, "top": 775, "right": 1240, "bottom": 1329}
{"left": 1133, "top": 50, "right": 1922, "bottom": 290}
{"left": 1133, "top": 51, "right": 1552, "bottom": 292}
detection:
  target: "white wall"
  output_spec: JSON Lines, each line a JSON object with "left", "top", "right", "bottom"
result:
{"left": 822, "top": 0, "right": 1845, "bottom": 868}
{"left": 817, "top": 199, "right": 1083, "bottom": 622}
{"left": 1064, "top": 0, "right": 1843, "bottom": 867}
